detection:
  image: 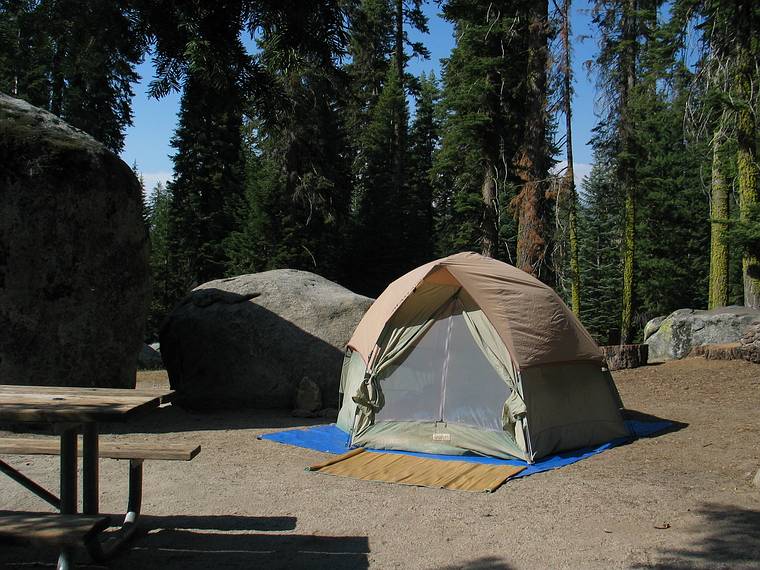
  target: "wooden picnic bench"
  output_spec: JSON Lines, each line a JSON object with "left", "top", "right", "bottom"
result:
{"left": 0, "top": 437, "right": 201, "bottom": 566}
{"left": 0, "top": 385, "right": 199, "bottom": 569}
{"left": 0, "top": 437, "right": 201, "bottom": 461}
{"left": 0, "top": 511, "right": 110, "bottom": 550}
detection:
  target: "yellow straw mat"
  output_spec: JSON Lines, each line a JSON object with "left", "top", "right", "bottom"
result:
{"left": 308, "top": 448, "right": 525, "bottom": 492}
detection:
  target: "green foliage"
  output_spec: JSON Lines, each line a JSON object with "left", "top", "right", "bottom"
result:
{"left": 631, "top": 70, "right": 710, "bottom": 325}
{"left": 343, "top": 0, "right": 394, "bottom": 123}
{"left": 405, "top": 71, "right": 440, "bottom": 267}
{"left": 727, "top": 203, "right": 760, "bottom": 267}
{"left": 226, "top": 63, "right": 351, "bottom": 280}
{"left": 145, "top": 1, "right": 348, "bottom": 103}
{"left": 166, "top": 73, "right": 245, "bottom": 298}
{"left": 433, "top": 0, "right": 532, "bottom": 261}
{"left": 0, "top": 0, "right": 145, "bottom": 152}
{"left": 149, "top": 2, "right": 351, "bottom": 305}
{"left": 348, "top": 65, "right": 412, "bottom": 295}
{"left": 586, "top": 0, "right": 722, "bottom": 337}
{"left": 144, "top": 181, "right": 172, "bottom": 340}
{"left": 577, "top": 159, "right": 624, "bottom": 343}
{"left": 9, "top": 0, "right": 752, "bottom": 338}
{"left": 0, "top": 0, "right": 52, "bottom": 108}
{"left": 339, "top": 0, "right": 432, "bottom": 295}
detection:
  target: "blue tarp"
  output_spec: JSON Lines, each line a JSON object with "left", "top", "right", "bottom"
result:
{"left": 258, "top": 419, "right": 672, "bottom": 479}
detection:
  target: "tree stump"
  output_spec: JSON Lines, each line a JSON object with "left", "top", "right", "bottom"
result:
{"left": 601, "top": 344, "right": 649, "bottom": 370}
{"left": 690, "top": 343, "right": 743, "bottom": 361}
{"left": 739, "top": 323, "right": 760, "bottom": 364}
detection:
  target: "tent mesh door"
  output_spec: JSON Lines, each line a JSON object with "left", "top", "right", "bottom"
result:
{"left": 375, "top": 301, "right": 510, "bottom": 432}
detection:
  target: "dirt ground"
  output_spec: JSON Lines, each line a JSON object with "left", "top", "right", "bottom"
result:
{"left": 1, "top": 358, "right": 759, "bottom": 569}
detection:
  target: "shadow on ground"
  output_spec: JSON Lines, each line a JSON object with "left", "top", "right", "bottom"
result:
{"left": 105, "top": 405, "right": 330, "bottom": 435}
{"left": 623, "top": 409, "right": 689, "bottom": 435}
{"left": 119, "top": 529, "right": 370, "bottom": 570}
{"left": 632, "top": 503, "right": 760, "bottom": 569}
{"left": 136, "top": 513, "right": 297, "bottom": 532}
{"left": 1, "top": 407, "right": 329, "bottom": 436}
{"left": 0, "top": 514, "right": 369, "bottom": 570}
{"left": 438, "top": 556, "right": 515, "bottom": 569}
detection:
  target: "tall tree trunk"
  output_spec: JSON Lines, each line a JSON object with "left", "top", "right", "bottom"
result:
{"left": 619, "top": 0, "right": 637, "bottom": 343}
{"left": 514, "top": 0, "right": 549, "bottom": 276}
{"left": 481, "top": 160, "right": 497, "bottom": 258}
{"left": 568, "top": 179, "right": 580, "bottom": 311}
{"left": 394, "top": 0, "right": 404, "bottom": 83}
{"left": 736, "top": 7, "right": 760, "bottom": 309}
{"left": 561, "top": 0, "right": 580, "bottom": 315}
{"left": 392, "top": 0, "right": 406, "bottom": 238}
{"left": 50, "top": 36, "right": 65, "bottom": 115}
{"left": 708, "top": 122, "right": 729, "bottom": 309}
{"left": 13, "top": 23, "right": 20, "bottom": 96}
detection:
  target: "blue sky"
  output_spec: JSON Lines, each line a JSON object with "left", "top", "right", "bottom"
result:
{"left": 122, "top": 3, "right": 601, "bottom": 191}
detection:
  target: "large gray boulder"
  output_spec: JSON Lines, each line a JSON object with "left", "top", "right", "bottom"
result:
{"left": 160, "top": 270, "right": 373, "bottom": 409}
{"left": 645, "top": 306, "right": 760, "bottom": 363}
{"left": 0, "top": 94, "right": 150, "bottom": 388}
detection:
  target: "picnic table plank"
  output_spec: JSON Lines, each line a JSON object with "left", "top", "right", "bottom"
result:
{"left": 0, "top": 437, "right": 200, "bottom": 461}
{"left": 0, "top": 511, "right": 110, "bottom": 547}
{"left": 0, "top": 386, "right": 174, "bottom": 423}
{"left": 0, "top": 385, "right": 172, "bottom": 401}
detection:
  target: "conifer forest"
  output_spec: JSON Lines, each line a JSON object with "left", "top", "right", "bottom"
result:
{"left": 2, "top": 0, "right": 759, "bottom": 344}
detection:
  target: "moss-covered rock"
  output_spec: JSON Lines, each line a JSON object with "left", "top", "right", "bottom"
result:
{"left": 645, "top": 306, "right": 760, "bottom": 363}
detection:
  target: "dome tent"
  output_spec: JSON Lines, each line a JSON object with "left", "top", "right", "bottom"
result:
{"left": 336, "top": 252, "right": 629, "bottom": 462}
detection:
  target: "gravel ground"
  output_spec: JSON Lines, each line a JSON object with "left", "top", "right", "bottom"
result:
{"left": 2, "top": 358, "right": 759, "bottom": 569}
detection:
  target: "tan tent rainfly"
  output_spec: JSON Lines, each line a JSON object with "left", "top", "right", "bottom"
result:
{"left": 337, "top": 252, "right": 629, "bottom": 462}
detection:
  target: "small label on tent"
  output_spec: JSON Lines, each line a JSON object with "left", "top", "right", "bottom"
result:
{"left": 433, "top": 433, "right": 451, "bottom": 441}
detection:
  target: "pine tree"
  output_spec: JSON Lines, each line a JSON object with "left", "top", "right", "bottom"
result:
{"left": 227, "top": 62, "right": 351, "bottom": 280}
{"left": 632, "top": 71, "right": 709, "bottom": 321}
{"left": 592, "top": 0, "right": 659, "bottom": 341}
{"left": 343, "top": 0, "right": 427, "bottom": 135}
{"left": 557, "top": 0, "right": 581, "bottom": 315}
{"left": 618, "top": 0, "right": 640, "bottom": 343}
{"left": 166, "top": 74, "right": 245, "bottom": 297}
{"left": 512, "top": 0, "right": 551, "bottom": 276}
{"left": 0, "top": 0, "right": 51, "bottom": 106}
{"left": 708, "top": 114, "right": 731, "bottom": 309}
{"left": 588, "top": 0, "right": 719, "bottom": 334}
{"left": 406, "top": 71, "right": 440, "bottom": 267}
{"left": 578, "top": 158, "right": 624, "bottom": 343}
{"left": 678, "top": 0, "right": 759, "bottom": 309}
{"left": 344, "top": 0, "right": 429, "bottom": 295}
{"left": 734, "top": 1, "right": 760, "bottom": 308}
{"left": 145, "top": 181, "right": 172, "bottom": 340}
{"left": 0, "top": 0, "right": 145, "bottom": 152}
{"left": 147, "top": 2, "right": 350, "bottom": 299}
{"left": 343, "top": 0, "right": 394, "bottom": 138}
{"left": 433, "top": 0, "right": 532, "bottom": 263}
{"left": 691, "top": 8, "right": 734, "bottom": 310}
{"left": 350, "top": 65, "right": 411, "bottom": 295}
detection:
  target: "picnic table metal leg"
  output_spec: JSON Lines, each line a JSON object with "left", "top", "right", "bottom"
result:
{"left": 124, "top": 458, "right": 144, "bottom": 528}
{"left": 59, "top": 427, "right": 77, "bottom": 513}
{"left": 82, "top": 422, "right": 99, "bottom": 515}
{"left": 86, "top": 458, "right": 143, "bottom": 562}
{"left": 0, "top": 458, "right": 61, "bottom": 509}
{"left": 58, "top": 426, "right": 77, "bottom": 570}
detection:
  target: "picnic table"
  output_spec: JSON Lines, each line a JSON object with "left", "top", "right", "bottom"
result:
{"left": 0, "top": 384, "right": 187, "bottom": 569}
